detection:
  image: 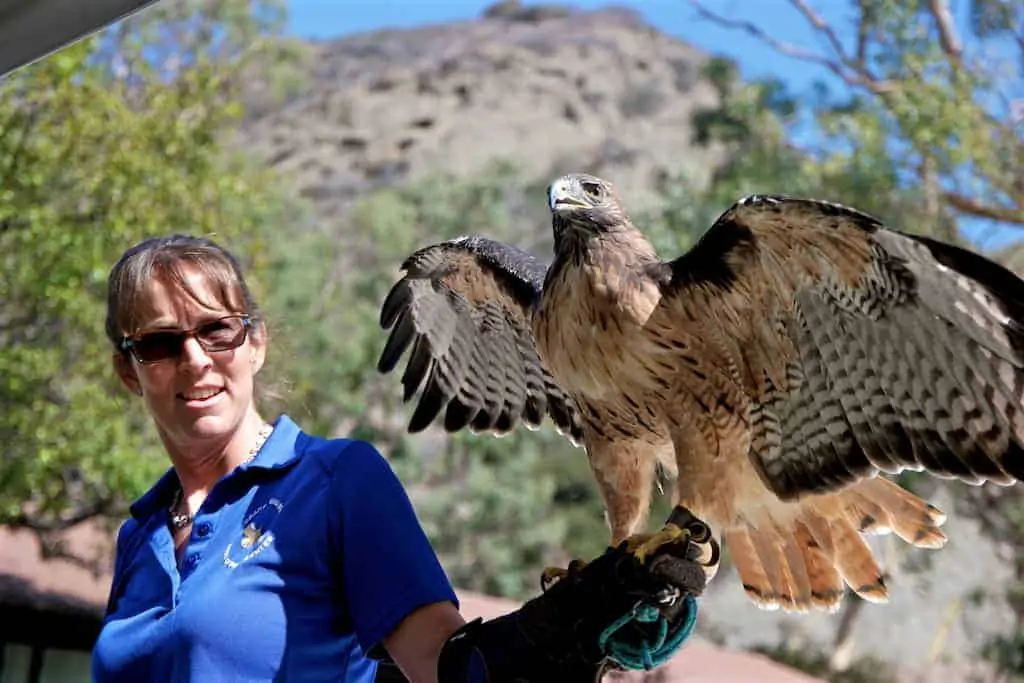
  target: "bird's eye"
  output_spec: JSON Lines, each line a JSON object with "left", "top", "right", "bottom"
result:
{"left": 581, "top": 182, "right": 603, "bottom": 200}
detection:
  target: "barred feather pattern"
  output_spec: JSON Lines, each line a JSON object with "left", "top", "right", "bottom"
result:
{"left": 749, "top": 234, "right": 1024, "bottom": 496}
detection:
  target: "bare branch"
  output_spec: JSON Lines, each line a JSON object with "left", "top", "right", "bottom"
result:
{"left": 7, "top": 499, "right": 116, "bottom": 533}
{"left": 943, "top": 191, "right": 1024, "bottom": 226}
{"left": 37, "top": 534, "right": 110, "bottom": 577}
{"left": 925, "top": 0, "right": 964, "bottom": 68}
{"left": 855, "top": 6, "right": 870, "bottom": 70}
{"left": 686, "top": 0, "right": 895, "bottom": 94}
{"left": 787, "top": 0, "right": 852, "bottom": 68}
{"left": 688, "top": 0, "right": 1023, "bottom": 228}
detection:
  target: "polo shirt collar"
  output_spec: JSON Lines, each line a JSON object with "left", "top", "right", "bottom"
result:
{"left": 241, "top": 413, "right": 302, "bottom": 471}
{"left": 128, "top": 413, "right": 304, "bottom": 522}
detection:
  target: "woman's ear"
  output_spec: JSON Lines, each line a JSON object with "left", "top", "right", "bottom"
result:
{"left": 113, "top": 352, "right": 143, "bottom": 396}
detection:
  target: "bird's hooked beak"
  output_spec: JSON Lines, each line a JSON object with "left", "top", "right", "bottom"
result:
{"left": 548, "top": 177, "right": 590, "bottom": 214}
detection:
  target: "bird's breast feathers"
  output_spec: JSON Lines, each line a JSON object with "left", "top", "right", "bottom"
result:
{"left": 534, "top": 256, "right": 675, "bottom": 399}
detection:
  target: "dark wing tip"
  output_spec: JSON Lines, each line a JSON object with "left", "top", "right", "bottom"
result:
{"left": 379, "top": 278, "right": 412, "bottom": 332}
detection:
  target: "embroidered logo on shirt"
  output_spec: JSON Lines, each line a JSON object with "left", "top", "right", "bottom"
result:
{"left": 241, "top": 524, "right": 262, "bottom": 549}
{"left": 223, "top": 497, "right": 284, "bottom": 569}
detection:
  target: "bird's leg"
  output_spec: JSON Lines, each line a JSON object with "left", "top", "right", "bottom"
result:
{"left": 622, "top": 524, "right": 689, "bottom": 564}
{"left": 541, "top": 439, "right": 658, "bottom": 590}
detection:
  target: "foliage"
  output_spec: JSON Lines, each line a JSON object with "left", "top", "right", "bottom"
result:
{"left": 690, "top": 0, "right": 1023, "bottom": 232}
{"left": 980, "top": 629, "right": 1024, "bottom": 679}
{"left": 684, "top": 54, "right": 960, "bottom": 241}
{"left": 0, "top": 0, "right": 300, "bottom": 533}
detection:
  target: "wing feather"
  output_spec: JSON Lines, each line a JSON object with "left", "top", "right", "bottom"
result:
{"left": 377, "top": 235, "right": 585, "bottom": 444}
{"left": 667, "top": 194, "right": 1024, "bottom": 499}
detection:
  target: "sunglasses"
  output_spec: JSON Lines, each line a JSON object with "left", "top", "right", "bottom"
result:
{"left": 120, "top": 314, "right": 253, "bottom": 364}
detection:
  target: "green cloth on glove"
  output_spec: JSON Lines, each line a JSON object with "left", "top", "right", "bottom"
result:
{"left": 598, "top": 593, "right": 698, "bottom": 670}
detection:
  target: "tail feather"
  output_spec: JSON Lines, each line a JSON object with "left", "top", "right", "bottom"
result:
{"left": 726, "top": 521, "right": 844, "bottom": 613}
{"left": 779, "top": 527, "right": 813, "bottom": 612}
{"left": 793, "top": 520, "right": 844, "bottom": 611}
{"left": 722, "top": 476, "right": 947, "bottom": 613}
{"left": 827, "top": 516, "right": 888, "bottom": 603}
{"left": 750, "top": 527, "right": 788, "bottom": 605}
{"left": 801, "top": 513, "right": 836, "bottom": 557}
{"left": 849, "top": 477, "right": 947, "bottom": 549}
{"left": 724, "top": 528, "right": 779, "bottom": 610}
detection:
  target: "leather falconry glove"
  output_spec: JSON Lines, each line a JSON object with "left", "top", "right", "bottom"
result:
{"left": 435, "top": 510, "right": 718, "bottom": 683}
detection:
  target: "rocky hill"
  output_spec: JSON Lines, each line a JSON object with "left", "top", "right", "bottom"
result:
{"left": 233, "top": 4, "right": 1015, "bottom": 681}
{"left": 237, "top": 3, "right": 726, "bottom": 222}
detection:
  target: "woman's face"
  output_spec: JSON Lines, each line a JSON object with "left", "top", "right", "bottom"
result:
{"left": 114, "top": 265, "right": 266, "bottom": 452}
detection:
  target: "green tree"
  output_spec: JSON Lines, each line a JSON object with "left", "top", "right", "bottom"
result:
{"left": 689, "top": 0, "right": 1022, "bottom": 233}
{"left": 0, "top": 0, "right": 302, "bottom": 541}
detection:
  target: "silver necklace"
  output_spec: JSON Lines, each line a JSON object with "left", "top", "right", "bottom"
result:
{"left": 169, "top": 423, "right": 274, "bottom": 532}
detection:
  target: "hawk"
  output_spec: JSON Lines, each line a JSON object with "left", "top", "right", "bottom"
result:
{"left": 376, "top": 172, "right": 1024, "bottom": 612}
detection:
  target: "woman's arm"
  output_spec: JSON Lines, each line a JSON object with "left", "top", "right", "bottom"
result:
{"left": 382, "top": 601, "right": 467, "bottom": 683}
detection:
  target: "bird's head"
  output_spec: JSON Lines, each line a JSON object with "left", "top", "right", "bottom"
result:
{"left": 547, "top": 173, "right": 630, "bottom": 250}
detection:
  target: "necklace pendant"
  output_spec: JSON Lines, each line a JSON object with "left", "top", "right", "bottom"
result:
{"left": 171, "top": 511, "right": 193, "bottom": 530}
{"left": 166, "top": 422, "right": 273, "bottom": 533}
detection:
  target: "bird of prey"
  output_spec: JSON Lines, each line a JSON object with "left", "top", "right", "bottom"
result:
{"left": 376, "top": 172, "right": 1024, "bottom": 612}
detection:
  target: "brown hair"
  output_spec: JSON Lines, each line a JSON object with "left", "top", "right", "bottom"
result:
{"left": 105, "top": 234, "right": 264, "bottom": 353}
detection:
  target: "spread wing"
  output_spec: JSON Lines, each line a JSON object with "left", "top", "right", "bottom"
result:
{"left": 377, "top": 235, "right": 585, "bottom": 444}
{"left": 666, "top": 194, "right": 1024, "bottom": 500}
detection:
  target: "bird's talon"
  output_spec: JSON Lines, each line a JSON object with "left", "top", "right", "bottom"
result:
{"left": 653, "top": 585, "right": 681, "bottom": 606}
{"left": 540, "top": 559, "right": 588, "bottom": 592}
{"left": 693, "top": 536, "right": 721, "bottom": 584}
{"left": 540, "top": 566, "right": 566, "bottom": 591}
{"left": 624, "top": 523, "right": 690, "bottom": 565}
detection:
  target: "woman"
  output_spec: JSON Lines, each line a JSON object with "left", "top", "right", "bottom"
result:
{"left": 91, "top": 234, "right": 710, "bottom": 683}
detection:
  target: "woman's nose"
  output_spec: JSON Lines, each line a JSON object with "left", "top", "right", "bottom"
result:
{"left": 178, "top": 336, "right": 213, "bottom": 369}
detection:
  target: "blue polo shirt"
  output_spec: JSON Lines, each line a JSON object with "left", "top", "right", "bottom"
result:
{"left": 92, "top": 414, "right": 458, "bottom": 682}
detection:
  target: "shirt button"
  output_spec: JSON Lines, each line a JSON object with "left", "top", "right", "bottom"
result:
{"left": 185, "top": 553, "right": 201, "bottom": 567}
{"left": 196, "top": 522, "right": 212, "bottom": 537}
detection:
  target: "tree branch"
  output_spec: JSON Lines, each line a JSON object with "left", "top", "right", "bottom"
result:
{"left": 686, "top": 2, "right": 839, "bottom": 72}
{"left": 943, "top": 191, "right": 1024, "bottom": 226}
{"left": 855, "top": 5, "right": 870, "bottom": 70}
{"left": 688, "top": 0, "right": 1023, "bottom": 228}
{"left": 787, "top": 0, "right": 851, "bottom": 68}
{"left": 925, "top": 0, "right": 963, "bottom": 68}
{"left": 687, "top": 0, "right": 895, "bottom": 95}
{"left": 7, "top": 499, "right": 116, "bottom": 533}
{"left": 37, "top": 534, "right": 110, "bottom": 577}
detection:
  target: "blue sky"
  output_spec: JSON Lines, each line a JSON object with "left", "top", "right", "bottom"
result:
{"left": 284, "top": 0, "right": 1018, "bottom": 250}
{"left": 287, "top": 0, "right": 832, "bottom": 93}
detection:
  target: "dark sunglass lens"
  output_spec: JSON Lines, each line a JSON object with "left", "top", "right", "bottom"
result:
{"left": 134, "top": 332, "right": 183, "bottom": 362}
{"left": 197, "top": 317, "right": 247, "bottom": 351}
